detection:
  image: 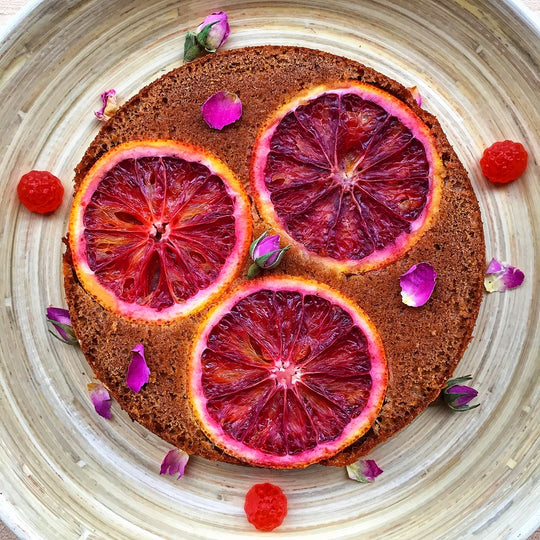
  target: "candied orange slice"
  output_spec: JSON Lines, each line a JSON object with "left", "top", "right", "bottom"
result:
{"left": 251, "top": 82, "right": 443, "bottom": 272}
{"left": 68, "top": 140, "right": 252, "bottom": 323}
{"left": 189, "top": 276, "right": 387, "bottom": 468}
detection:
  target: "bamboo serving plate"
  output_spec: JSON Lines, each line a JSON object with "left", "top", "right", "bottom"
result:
{"left": 0, "top": 0, "right": 538, "bottom": 538}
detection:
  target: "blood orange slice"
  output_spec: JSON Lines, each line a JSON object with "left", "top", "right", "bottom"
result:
{"left": 189, "top": 276, "right": 387, "bottom": 468}
{"left": 251, "top": 82, "right": 443, "bottom": 272}
{"left": 68, "top": 140, "right": 252, "bottom": 323}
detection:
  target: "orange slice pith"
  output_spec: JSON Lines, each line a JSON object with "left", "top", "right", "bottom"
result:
{"left": 251, "top": 81, "right": 443, "bottom": 273}
{"left": 189, "top": 276, "right": 388, "bottom": 469}
{"left": 68, "top": 140, "right": 252, "bottom": 323}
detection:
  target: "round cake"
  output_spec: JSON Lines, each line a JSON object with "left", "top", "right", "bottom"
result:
{"left": 63, "top": 45, "right": 485, "bottom": 467}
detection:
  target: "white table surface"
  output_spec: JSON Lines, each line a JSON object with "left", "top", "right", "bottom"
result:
{"left": 0, "top": 1, "right": 538, "bottom": 539}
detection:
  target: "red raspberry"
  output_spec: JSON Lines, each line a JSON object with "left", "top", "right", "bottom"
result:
{"left": 17, "top": 170, "right": 64, "bottom": 213}
{"left": 244, "top": 483, "right": 287, "bottom": 531}
{"left": 480, "top": 140, "right": 528, "bottom": 183}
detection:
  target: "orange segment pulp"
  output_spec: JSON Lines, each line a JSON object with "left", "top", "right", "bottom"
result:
{"left": 189, "top": 276, "right": 388, "bottom": 468}
{"left": 68, "top": 140, "right": 252, "bottom": 323}
{"left": 251, "top": 82, "right": 443, "bottom": 273}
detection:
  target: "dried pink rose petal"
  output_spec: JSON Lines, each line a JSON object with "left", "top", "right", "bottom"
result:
{"left": 346, "top": 459, "right": 383, "bottom": 483}
{"left": 409, "top": 85, "right": 422, "bottom": 106}
{"left": 400, "top": 263, "right": 437, "bottom": 307}
{"left": 94, "top": 89, "right": 119, "bottom": 121}
{"left": 201, "top": 91, "right": 242, "bottom": 130}
{"left": 196, "top": 11, "right": 230, "bottom": 51}
{"left": 160, "top": 448, "right": 189, "bottom": 479}
{"left": 87, "top": 382, "right": 112, "bottom": 419}
{"left": 484, "top": 258, "right": 524, "bottom": 292}
{"left": 46, "top": 306, "right": 78, "bottom": 345}
{"left": 486, "top": 258, "right": 503, "bottom": 274}
{"left": 126, "top": 344, "right": 150, "bottom": 393}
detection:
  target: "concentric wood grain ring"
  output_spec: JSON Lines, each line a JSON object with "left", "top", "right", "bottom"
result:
{"left": 0, "top": 0, "right": 538, "bottom": 537}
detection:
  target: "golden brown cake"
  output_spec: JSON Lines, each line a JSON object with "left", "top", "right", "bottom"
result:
{"left": 63, "top": 45, "right": 485, "bottom": 467}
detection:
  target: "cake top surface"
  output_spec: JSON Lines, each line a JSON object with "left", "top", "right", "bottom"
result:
{"left": 64, "top": 45, "right": 485, "bottom": 469}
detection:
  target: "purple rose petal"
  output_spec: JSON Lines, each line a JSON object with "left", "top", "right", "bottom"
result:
{"left": 201, "top": 91, "right": 242, "bottom": 130}
{"left": 196, "top": 11, "right": 230, "bottom": 51}
{"left": 346, "top": 459, "right": 383, "bottom": 483}
{"left": 400, "top": 263, "right": 437, "bottom": 307}
{"left": 94, "top": 89, "right": 118, "bottom": 121}
{"left": 46, "top": 306, "right": 78, "bottom": 345}
{"left": 160, "top": 448, "right": 189, "bottom": 479}
{"left": 486, "top": 258, "right": 503, "bottom": 274}
{"left": 126, "top": 344, "right": 150, "bottom": 393}
{"left": 484, "top": 258, "right": 524, "bottom": 292}
{"left": 87, "top": 382, "right": 112, "bottom": 419}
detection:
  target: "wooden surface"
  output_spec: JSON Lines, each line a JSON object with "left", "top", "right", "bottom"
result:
{"left": 0, "top": 0, "right": 540, "bottom": 540}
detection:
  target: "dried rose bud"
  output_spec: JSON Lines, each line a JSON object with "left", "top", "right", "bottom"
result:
{"left": 196, "top": 11, "right": 230, "bottom": 52}
{"left": 253, "top": 234, "right": 280, "bottom": 265}
{"left": 87, "top": 382, "right": 112, "bottom": 419}
{"left": 184, "top": 11, "right": 230, "bottom": 62}
{"left": 201, "top": 91, "right": 242, "bottom": 130}
{"left": 346, "top": 459, "right": 383, "bottom": 483}
{"left": 126, "top": 343, "right": 150, "bottom": 393}
{"left": 484, "top": 258, "right": 524, "bottom": 292}
{"left": 400, "top": 262, "right": 437, "bottom": 307}
{"left": 248, "top": 230, "right": 290, "bottom": 278}
{"left": 160, "top": 448, "right": 189, "bottom": 479}
{"left": 94, "top": 89, "right": 119, "bottom": 121}
{"left": 443, "top": 375, "right": 479, "bottom": 411}
{"left": 46, "top": 306, "right": 78, "bottom": 345}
